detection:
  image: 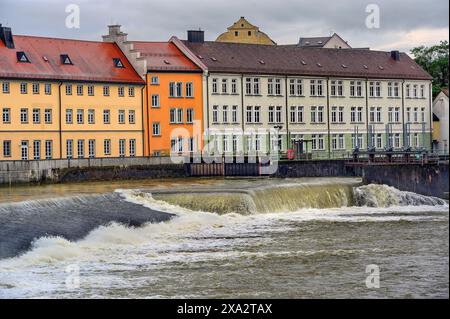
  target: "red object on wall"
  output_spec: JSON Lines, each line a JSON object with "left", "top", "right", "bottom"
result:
{"left": 287, "top": 149, "right": 295, "bottom": 160}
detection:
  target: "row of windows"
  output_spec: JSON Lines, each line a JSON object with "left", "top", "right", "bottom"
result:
{"left": 209, "top": 78, "right": 426, "bottom": 98}
{"left": 169, "top": 108, "right": 195, "bottom": 124}
{"left": 65, "top": 109, "right": 135, "bottom": 125}
{"left": 208, "top": 105, "right": 426, "bottom": 125}
{"left": 1, "top": 139, "right": 137, "bottom": 159}
{"left": 168, "top": 82, "right": 194, "bottom": 98}
{"left": 1, "top": 82, "right": 135, "bottom": 97}
{"left": 1, "top": 108, "right": 136, "bottom": 125}
{"left": 170, "top": 137, "right": 197, "bottom": 153}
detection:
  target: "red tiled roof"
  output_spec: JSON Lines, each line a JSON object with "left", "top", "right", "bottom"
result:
{"left": 131, "top": 41, "right": 200, "bottom": 72}
{"left": 0, "top": 35, "right": 144, "bottom": 84}
{"left": 182, "top": 40, "right": 432, "bottom": 80}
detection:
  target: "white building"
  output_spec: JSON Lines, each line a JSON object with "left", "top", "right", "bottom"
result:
{"left": 172, "top": 31, "right": 433, "bottom": 157}
{"left": 432, "top": 89, "right": 449, "bottom": 154}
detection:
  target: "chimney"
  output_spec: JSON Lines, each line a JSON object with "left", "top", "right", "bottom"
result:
{"left": 187, "top": 30, "right": 204, "bottom": 43}
{"left": 391, "top": 50, "right": 400, "bottom": 61}
{"left": 0, "top": 24, "right": 14, "bottom": 49}
{"left": 102, "top": 24, "right": 127, "bottom": 43}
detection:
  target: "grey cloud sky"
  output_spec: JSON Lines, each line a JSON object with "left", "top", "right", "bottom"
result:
{"left": 0, "top": 0, "right": 448, "bottom": 53}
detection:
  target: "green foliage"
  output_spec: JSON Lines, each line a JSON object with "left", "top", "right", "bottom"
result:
{"left": 411, "top": 41, "right": 449, "bottom": 98}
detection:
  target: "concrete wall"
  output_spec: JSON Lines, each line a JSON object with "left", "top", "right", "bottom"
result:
{"left": 0, "top": 157, "right": 182, "bottom": 184}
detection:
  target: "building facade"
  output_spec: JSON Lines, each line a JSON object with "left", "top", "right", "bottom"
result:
{"left": 173, "top": 34, "right": 433, "bottom": 157}
{"left": 103, "top": 27, "right": 204, "bottom": 157}
{"left": 0, "top": 26, "right": 144, "bottom": 161}
{"left": 216, "top": 17, "right": 276, "bottom": 45}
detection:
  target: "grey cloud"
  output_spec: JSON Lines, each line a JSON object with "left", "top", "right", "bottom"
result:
{"left": 0, "top": 0, "right": 448, "bottom": 53}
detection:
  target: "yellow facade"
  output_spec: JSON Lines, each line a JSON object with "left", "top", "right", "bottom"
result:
{"left": 216, "top": 17, "right": 276, "bottom": 45}
{"left": 0, "top": 79, "right": 144, "bottom": 160}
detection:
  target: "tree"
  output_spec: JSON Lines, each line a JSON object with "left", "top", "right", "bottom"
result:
{"left": 411, "top": 41, "right": 449, "bottom": 98}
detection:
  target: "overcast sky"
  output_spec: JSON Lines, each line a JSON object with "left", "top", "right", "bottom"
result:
{"left": 0, "top": 0, "right": 448, "bottom": 54}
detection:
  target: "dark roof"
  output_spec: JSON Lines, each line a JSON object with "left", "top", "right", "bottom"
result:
{"left": 298, "top": 36, "right": 331, "bottom": 47}
{"left": 181, "top": 40, "right": 432, "bottom": 80}
{"left": 131, "top": 41, "right": 200, "bottom": 72}
{"left": 0, "top": 35, "right": 144, "bottom": 84}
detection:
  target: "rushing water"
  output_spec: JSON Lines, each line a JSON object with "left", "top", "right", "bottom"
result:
{"left": 0, "top": 177, "right": 448, "bottom": 299}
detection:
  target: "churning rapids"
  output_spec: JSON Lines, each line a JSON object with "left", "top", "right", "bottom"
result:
{"left": 0, "top": 178, "right": 448, "bottom": 298}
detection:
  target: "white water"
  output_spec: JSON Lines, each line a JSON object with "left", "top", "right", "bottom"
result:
{"left": 0, "top": 181, "right": 448, "bottom": 299}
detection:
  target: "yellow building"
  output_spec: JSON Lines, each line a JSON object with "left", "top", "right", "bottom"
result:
{"left": 0, "top": 25, "right": 145, "bottom": 160}
{"left": 216, "top": 17, "right": 276, "bottom": 45}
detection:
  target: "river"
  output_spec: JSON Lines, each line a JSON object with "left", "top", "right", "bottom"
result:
{"left": 0, "top": 177, "right": 448, "bottom": 298}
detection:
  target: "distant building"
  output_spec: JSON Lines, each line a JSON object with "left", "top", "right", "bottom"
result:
{"left": 432, "top": 89, "right": 449, "bottom": 154}
{"left": 216, "top": 17, "right": 276, "bottom": 45}
{"left": 298, "top": 33, "right": 351, "bottom": 49}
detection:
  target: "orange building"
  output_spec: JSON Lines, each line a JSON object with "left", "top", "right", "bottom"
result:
{"left": 130, "top": 42, "right": 203, "bottom": 156}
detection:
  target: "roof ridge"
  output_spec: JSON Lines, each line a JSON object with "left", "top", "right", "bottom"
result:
{"left": 14, "top": 34, "right": 108, "bottom": 44}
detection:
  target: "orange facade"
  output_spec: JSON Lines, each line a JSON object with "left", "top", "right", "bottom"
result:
{"left": 144, "top": 72, "right": 203, "bottom": 156}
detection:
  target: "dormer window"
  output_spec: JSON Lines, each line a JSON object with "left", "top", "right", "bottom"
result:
{"left": 61, "top": 54, "right": 73, "bottom": 65}
{"left": 17, "top": 51, "right": 30, "bottom": 63}
{"left": 163, "top": 60, "right": 170, "bottom": 65}
{"left": 113, "top": 58, "right": 124, "bottom": 68}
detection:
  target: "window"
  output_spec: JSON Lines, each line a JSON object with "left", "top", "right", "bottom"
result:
{"left": 414, "top": 133, "right": 420, "bottom": 148}
{"left": 17, "top": 51, "right": 30, "bottom": 63}
{"left": 406, "top": 84, "right": 411, "bottom": 98}
{"left": 311, "top": 106, "right": 317, "bottom": 123}
{"left": 3, "top": 140, "right": 11, "bottom": 157}
{"left": 45, "top": 140, "right": 52, "bottom": 160}
{"left": 352, "top": 134, "right": 364, "bottom": 149}
{"left": 129, "top": 139, "right": 136, "bottom": 157}
{"left": 88, "top": 140, "right": 95, "bottom": 158}
{"left": 66, "top": 109, "right": 73, "bottom": 124}
{"left": 209, "top": 105, "right": 218, "bottom": 124}
{"left": 77, "top": 85, "right": 83, "bottom": 96}
{"left": 77, "top": 109, "right": 84, "bottom": 124}
{"left": 253, "top": 79, "right": 260, "bottom": 95}
{"left": 275, "top": 106, "right": 282, "bottom": 123}
{"left": 2, "top": 108, "right": 10, "bottom": 123}
{"left": 350, "top": 81, "right": 363, "bottom": 97}
{"left": 376, "top": 133, "right": 383, "bottom": 149}
{"left": 332, "top": 134, "right": 345, "bottom": 150}
{"left": 289, "top": 79, "right": 303, "bottom": 96}
{"left": 21, "top": 141, "right": 28, "bottom": 160}
{"left": 350, "top": 107, "right": 363, "bottom": 123}
{"left": 177, "top": 108, "right": 183, "bottom": 124}
{"left": 232, "top": 105, "right": 238, "bottom": 123}
{"left": 269, "top": 106, "right": 275, "bottom": 123}
{"left": 66, "top": 140, "right": 73, "bottom": 159}
{"left": 20, "top": 108, "right": 29, "bottom": 123}
{"left": 421, "top": 107, "right": 425, "bottom": 123}
{"left": 104, "top": 139, "right": 111, "bottom": 155}
{"left": 118, "top": 86, "right": 125, "bottom": 97}
{"left": 88, "top": 109, "right": 95, "bottom": 124}
{"left": 103, "top": 86, "right": 110, "bottom": 96}
{"left": 151, "top": 94, "right": 160, "bottom": 107}
{"left": 406, "top": 107, "right": 411, "bottom": 123}
{"left": 32, "top": 108, "right": 40, "bottom": 124}
{"left": 394, "top": 107, "right": 400, "bottom": 122}
{"left": 312, "top": 134, "right": 325, "bottom": 150}
{"left": 331, "top": 80, "right": 343, "bottom": 96}
{"left": 394, "top": 133, "right": 401, "bottom": 148}
{"left": 186, "top": 82, "right": 193, "bottom": 97}
{"left": 212, "top": 79, "right": 218, "bottom": 94}
{"left": 32, "top": 83, "right": 39, "bottom": 94}
{"left": 388, "top": 107, "right": 394, "bottom": 123}
{"left": 20, "top": 83, "right": 27, "bottom": 94}
{"left": 2, "top": 82, "right": 10, "bottom": 93}
{"left": 128, "top": 87, "right": 135, "bottom": 97}
{"left": 77, "top": 140, "right": 84, "bottom": 158}
{"left": 170, "top": 108, "right": 176, "bottom": 124}
{"left": 369, "top": 81, "right": 381, "bottom": 97}
{"left": 254, "top": 106, "right": 261, "bottom": 123}
{"left": 376, "top": 107, "right": 382, "bottom": 122}
{"left": 231, "top": 79, "right": 238, "bottom": 94}
{"left": 186, "top": 108, "right": 194, "bottom": 124}
{"left": 188, "top": 138, "right": 194, "bottom": 153}
{"left": 245, "top": 78, "right": 252, "bottom": 95}
{"left": 413, "top": 85, "right": 418, "bottom": 98}
{"left": 45, "top": 83, "right": 51, "bottom": 95}
{"left": 222, "top": 106, "right": 229, "bottom": 123}
{"left": 151, "top": 76, "right": 159, "bottom": 85}
{"left": 103, "top": 110, "right": 110, "bottom": 124}
{"left": 88, "top": 85, "right": 94, "bottom": 96}
{"left": 33, "top": 140, "right": 40, "bottom": 160}
{"left": 119, "top": 139, "right": 126, "bottom": 157}
{"left": 152, "top": 122, "right": 161, "bottom": 136}
{"left": 369, "top": 107, "right": 375, "bottom": 123}
{"left": 275, "top": 79, "right": 282, "bottom": 95}
{"left": 387, "top": 82, "right": 400, "bottom": 97}
{"left": 268, "top": 78, "right": 274, "bottom": 95}
{"left": 246, "top": 106, "right": 253, "bottom": 123}
{"left": 414, "top": 107, "right": 418, "bottom": 122}
{"left": 310, "top": 80, "right": 324, "bottom": 96}
{"left": 311, "top": 106, "right": 324, "bottom": 123}
{"left": 290, "top": 106, "right": 304, "bottom": 123}
{"left": 129, "top": 110, "right": 135, "bottom": 124}
{"left": 118, "top": 110, "right": 125, "bottom": 124}
{"left": 65, "top": 84, "right": 72, "bottom": 95}
{"left": 113, "top": 58, "right": 124, "bottom": 68}
{"left": 331, "top": 106, "right": 344, "bottom": 123}
{"left": 61, "top": 54, "right": 73, "bottom": 65}
{"left": 420, "top": 85, "right": 425, "bottom": 98}
{"left": 221, "top": 79, "right": 228, "bottom": 94}
{"left": 176, "top": 82, "right": 183, "bottom": 97}
{"left": 44, "top": 109, "right": 52, "bottom": 124}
